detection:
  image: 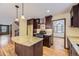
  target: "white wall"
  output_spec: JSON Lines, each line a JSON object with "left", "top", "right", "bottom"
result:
{"left": 52, "top": 12, "right": 70, "bottom": 27}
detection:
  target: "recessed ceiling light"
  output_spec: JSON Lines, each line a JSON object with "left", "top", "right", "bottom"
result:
{"left": 46, "top": 10, "right": 50, "bottom": 13}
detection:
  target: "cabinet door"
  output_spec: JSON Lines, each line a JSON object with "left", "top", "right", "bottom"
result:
{"left": 36, "top": 19, "right": 40, "bottom": 29}
{"left": 73, "top": 5, "right": 78, "bottom": 15}
{"left": 33, "top": 19, "right": 40, "bottom": 29}
{"left": 71, "top": 4, "right": 79, "bottom": 27}
{"left": 67, "top": 38, "right": 78, "bottom": 56}
{"left": 71, "top": 45, "right": 78, "bottom": 56}
{"left": 67, "top": 38, "right": 71, "bottom": 55}
{"left": 33, "top": 19, "right": 37, "bottom": 29}
{"left": 45, "top": 15, "right": 52, "bottom": 29}
{"left": 73, "top": 5, "right": 78, "bottom": 27}
{"left": 78, "top": 5, "right": 79, "bottom": 27}
{"left": 43, "top": 35, "right": 51, "bottom": 47}
{"left": 73, "top": 14, "right": 78, "bottom": 27}
{"left": 33, "top": 41, "right": 43, "bottom": 56}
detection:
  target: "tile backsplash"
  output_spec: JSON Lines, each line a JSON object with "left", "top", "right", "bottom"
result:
{"left": 67, "top": 27, "right": 79, "bottom": 37}
{"left": 37, "top": 29, "right": 52, "bottom": 35}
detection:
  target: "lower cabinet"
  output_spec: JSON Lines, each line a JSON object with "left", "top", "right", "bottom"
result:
{"left": 71, "top": 46, "right": 78, "bottom": 56}
{"left": 43, "top": 35, "right": 53, "bottom": 47}
{"left": 67, "top": 38, "right": 78, "bottom": 56}
{"left": 34, "top": 34, "right": 53, "bottom": 47}
{"left": 15, "top": 41, "right": 43, "bottom": 56}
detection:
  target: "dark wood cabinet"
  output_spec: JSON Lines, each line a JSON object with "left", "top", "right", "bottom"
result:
{"left": 67, "top": 38, "right": 78, "bottom": 56}
{"left": 33, "top": 18, "right": 40, "bottom": 35}
{"left": 15, "top": 40, "right": 43, "bottom": 56}
{"left": 33, "top": 41, "right": 43, "bottom": 56}
{"left": 43, "top": 35, "right": 53, "bottom": 47}
{"left": 27, "top": 18, "right": 40, "bottom": 35}
{"left": 45, "top": 15, "right": 52, "bottom": 29}
{"left": 67, "top": 38, "right": 71, "bottom": 55}
{"left": 33, "top": 18, "right": 40, "bottom": 29}
{"left": 71, "top": 46, "right": 78, "bottom": 56}
{"left": 27, "top": 19, "right": 33, "bottom": 25}
{"left": 70, "top": 4, "right": 79, "bottom": 27}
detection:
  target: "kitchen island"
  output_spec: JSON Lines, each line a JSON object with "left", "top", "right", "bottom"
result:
{"left": 12, "top": 36, "right": 43, "bottom": 56}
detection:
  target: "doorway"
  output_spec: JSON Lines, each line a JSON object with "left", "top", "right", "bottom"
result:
{"left": 52, "top": 18, "right": 66, "bottom": 49}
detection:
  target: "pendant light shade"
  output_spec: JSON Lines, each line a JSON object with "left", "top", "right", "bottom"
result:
{"left": 21, "top": 3, "right": 25, "bottom": 19}
{"left": 21, "top": 15, "right": 25, "bottom": 19}
{"left": 15, "top": 5, "right": 19, "bottom": 21}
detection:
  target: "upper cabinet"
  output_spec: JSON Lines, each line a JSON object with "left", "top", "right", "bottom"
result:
{"left": 33, "top": 18, "right": 40, "bottom": 29}
{"left": 27, "top": 19, "right": 33, "bottom": 25}
{"left": 27, "top": 18, "right": 40, "bottom": 35}
{"left": 70, "top": 4, "right": 79, "bottom": 27}
{"left": 45, "top": 15, "right": 52, "bottom": 29}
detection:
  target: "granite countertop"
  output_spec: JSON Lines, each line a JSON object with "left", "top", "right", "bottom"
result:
{"left": 12, "top": 36, "right": 43, "bottom": 47}
{"left": 67, "top": 28, "right": 79, "bottom": 55}
{"left": 68, "top": 36, "right": 79, "bottom": 55}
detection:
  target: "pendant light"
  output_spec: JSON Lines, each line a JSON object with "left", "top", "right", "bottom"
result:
{"left": 15, "top": 5, "right": 19, "bottom": 21}
{"left": 21, "top": 3, "right": 25, "bottom": 19}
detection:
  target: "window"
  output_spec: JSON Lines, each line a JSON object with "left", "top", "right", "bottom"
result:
{"left": 53, "top": 20, "right": 64, "bottom": 37}
{"left": 1, "top": 26, "right": 7, "bottom": 32}
{"left": 53, "top": 20, "right": 64, "bottom": 33}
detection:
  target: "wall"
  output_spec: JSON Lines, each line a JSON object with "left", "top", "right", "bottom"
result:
{"left": 52, "top": 12, "right": 70, "bottom": 27}
{"left": 52, "top": 12, "right": 70, "bottom": 48}
{"left": 52, "top": 12, "right": 79, "bottom": 48}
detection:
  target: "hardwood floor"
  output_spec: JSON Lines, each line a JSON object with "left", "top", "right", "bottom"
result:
{"left": 0, "top": 48, "right": 4, "bottom": 56}
{"left": 52, "top": 37, "right": 64, "bottom": 50}
{"left": 0, "top": 36, "right": 68, "bottom": 56}
{"left": 43, "top": 46, "right": 68, "bottom": 56}
{"left": 0, "top": 44, "right": 68, "bottom": 56}
{"left": 0, "top": 35, "right": 10, "bottom": 48}
{"left": 0, "top": 46, "right": 68, "bottom": 56}
{"left": 43, "top": 37, "right": 68, "bottom": 56}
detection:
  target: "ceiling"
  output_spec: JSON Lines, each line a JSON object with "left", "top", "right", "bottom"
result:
{"left": 0, "top": 3, "right": 76, "bottom": 25}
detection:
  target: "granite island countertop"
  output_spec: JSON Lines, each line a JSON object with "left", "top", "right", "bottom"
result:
{"left": 12, "top": 36, "right": 43, "bottom": 47}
